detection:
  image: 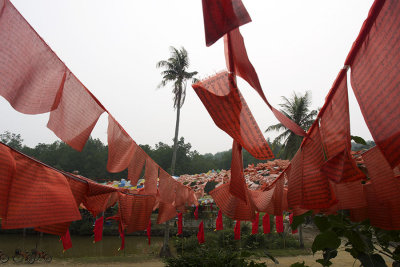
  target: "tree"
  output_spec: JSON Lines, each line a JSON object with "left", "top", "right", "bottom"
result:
{"left": 0, "top": 131, "right": 24, "bottom": 150}
{"left": 156, "top": 46, "right": 198, "bottom": 175}
{"left": 156, "top": 46, "right": 198, "bottom": 257}
{"left": 266, "top": 91, "right": 317, "bottom": 159}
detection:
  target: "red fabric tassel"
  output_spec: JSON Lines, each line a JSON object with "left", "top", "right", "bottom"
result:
{"left": 251, "top": 212, "right": 259, "bottom": 235}
{"left": 216, "top": 210, "right": 224, "bottom": 230}
{"left": 197, "top": 221, "right": 205, "bottom": 244}
{"left": 275, "top": 215, "right": 284, "bottom": 233}
{"left": 263, "top": 213, "right": 270, "bottom": 234}
{"left": 60, "top": 230, "right": 72, "bottom": 252}
{"left": 118, "top": 222, "right": 125, "bottom": 251}
{"left": 289, "top": 213, "right": 298, "bottom": 234}
{"left": 93, "top": 216, "right": 104, "bottom": 243}
{"left": 194, "top": 206, "right": 199, "bottom": 220}
{"left": 147, "top": 219, "right": 151, "bottom": 245}
{"left": 234, "top": 220, "right": 241, "bottom": 240}
{"left": 177, "top": 212, "right": 183, "bottom": 235}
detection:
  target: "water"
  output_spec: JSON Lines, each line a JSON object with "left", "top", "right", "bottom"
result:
{"left": 0, "top": 234, "right": 164, "bottom": 258}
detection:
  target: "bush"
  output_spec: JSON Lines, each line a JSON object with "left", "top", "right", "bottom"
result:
{"left": 164, "top": 246, "right": 267, "bottom": 267}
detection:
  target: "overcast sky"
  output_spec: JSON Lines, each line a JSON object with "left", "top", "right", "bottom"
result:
{"left": 1, "top": 0, "right": 374, "bottom": 154}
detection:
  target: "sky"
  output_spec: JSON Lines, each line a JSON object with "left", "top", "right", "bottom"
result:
{"left": 1, "top": 0, "right": 375, "bottom": 155}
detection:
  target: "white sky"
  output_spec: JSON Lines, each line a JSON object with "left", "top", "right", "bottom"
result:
{"left": 1, "top": 0, "right": 374, "bottom": 154}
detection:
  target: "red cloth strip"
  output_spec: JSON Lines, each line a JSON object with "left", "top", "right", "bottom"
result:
{"left": 197, "top": 221, "right": 205, "bottom": 244}
{"left": 251, "top": 212, "right": 259, "bottom": 235}
{"left": 201, "top": 0, "right": 251, "bottom": 46}
{"left": 94, "top": 216, "right": 104, "bottom": 243}
{"left": 275, "top": 215, "right": 284, "bottom": 233}
{"left": 234, "top": 220, "right": 241, "bottom": 240}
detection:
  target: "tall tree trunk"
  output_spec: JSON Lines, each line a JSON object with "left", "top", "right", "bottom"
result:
{"left": 160, "top": 88, "right": 181, "bottom": 258}
{"left": 170, "top": 91, "right": 181, "bottom": 176}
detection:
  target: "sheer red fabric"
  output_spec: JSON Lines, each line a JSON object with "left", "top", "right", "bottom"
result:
{"left": 107, "top": 115, "right": 135, "bottom": 173}
{"left": 1, "top": 150, "right": 81, "bottom": 230}
{"left": 197, "top": 221, "right": 205, "bottom": 244}
{"left": 60, "top": 230, "right": 72, "bottom": 252}
{"left": 0, "top": 144, "right": 15, "bottom": 219}
{"left": 47, "top": 71, "right": 105, "bottom": 151}
{"left": 192, "top": 72, "right": 273, "bottom": 160}
{"left": 301, "top": 126, "right": 336, "bottom": 209}
{"left": 216, "top": 210, "right": 223, "bottom": 230}
{"left": 319, "top": 71, "right": 365, "bottom": 183}
{"left": 118, "top": 193, "right": 156, "bottom": 234}
{"left": 234, "top": 220, "right": 241, "bottom": 240}
{"left": 157, "top": 202, "right": 177, "bottom": 224}
{"left": 144, "top": 158, "right": 159, "bottom": 195}
{"left": 177, "top": 212, "right": 183, "bottom": 235}
{"left": 158, "top": 169, "right": 177, "bottom": 204}
{"left": 210, "top": 183, "right": 255, "bottom": 221}
{"left": 0, "top": 0, "right": 66, "bottom": 115}
{"left": 201, "top": 0, "right": 251, "bottom": 46}
{"left": 287, "top": 151, "right": 303, "bottom": 209}
{"left": 262, "top": 213, "right": 270, "bottom": 234}
{"left": 348, "top": 0, "right": 400, "bottom": 168}
{"left": 127, "top": 144, "right": 147, "bottom": 185}
{"left": 275, "top": 215, "right": 284, "bottom": 233}
{"left": 224, "top": 28, "right": 307, "bottom": 138}
{"left": 94, "top": 216, "right": 104, "bottom": 243}
{"left": 251, "top": 212, "right": 259, "bottom": 234}
{"left": 147, "top": 219, "right": 151, "bottom": 245}
{"left": 230, "top": 141, "right": 247, "bottom": 202}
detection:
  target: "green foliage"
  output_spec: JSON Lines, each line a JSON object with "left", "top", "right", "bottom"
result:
{"left": 265, "top": 91, "right": 318, "bottom": 159}
{"left": 164, "top": 246, "right": 267, "bottom": 267}
{"left": 350, "top": 135, "right": 367, "bottom": 145}
{"left": 309, "top": 212, "right": 400, "bottom": 267}
{"left": 0, "top": 131, "right": 24, "bottom": 150}
{"left": 204, "top": 181, "right": 218, "bottom": 194}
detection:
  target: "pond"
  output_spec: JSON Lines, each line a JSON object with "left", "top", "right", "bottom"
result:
{"left": 0, "top": 233, "right": 165, "bottom": 259}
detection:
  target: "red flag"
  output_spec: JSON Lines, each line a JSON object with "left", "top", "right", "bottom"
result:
{"left": 194, "top": 206, "right": 199, "bottom": 220}
{"left": 60, "top": 230, "right": 72, "bottom": 252}
{"left": 275, "top": 215, "right": 284, "bottom": 233}
{"left": 262, "top": 213, "right": 270, "bottom": 234}
{"left": 94, "top": 216, "right": 104, "bottom": 243}
{"left": 177, "top": 212, "right": 183, "bottom": 235}
{"left": 197, "top": 221, "right": 205, "bottom": 244}
{"left": 201, "top": 0, "right": 251, "bottom": 46}
{"left": 234, "top": 220, "right": 241, "bottom": 240}
{"left": 289, "top": 213, "right": 298, "bottom": 234}
{"left": 216, "top": 210, "right": 224, "bottom": 230}
{"left": 251, "top": 212, "right": 259, "bottom": 235}
{"left": 210, "top": 203, "right": 213, "bottom": 211}
{"left": 147, "top": 219, "right": 151, "bottom": 245}
{"left": 118, "top": 222, "right": 125, "bottom": 251}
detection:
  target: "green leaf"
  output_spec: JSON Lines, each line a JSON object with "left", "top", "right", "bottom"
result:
{"left": 291, "top": 210, "right": 313, "bottom": 230}
{"left": 312, "top": 231, "right": 341, "bottom": 254}
{"left": 314, "top": 215, "right": 331, "bottom": 232}
{"left": 351, "top": 135, "right": 367, "bottom": 145}
{"left": 357, "top": 253, "right": 387, "bottom": 267}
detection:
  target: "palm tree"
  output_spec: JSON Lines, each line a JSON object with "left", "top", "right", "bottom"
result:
{"left": 266, "top": 91, "right": 317, "bottom": 160}
{"left": 157, "top": 46, "right": 198, "bottom": 176}
{"left": 156, "top": 46, "right": 197, "bottom": 257}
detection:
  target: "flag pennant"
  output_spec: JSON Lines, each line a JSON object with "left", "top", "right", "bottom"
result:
{"left": 147, "top": 219, "right": 151, "bottom": 245}
{"left": 262, "top": 213, "right": 270, "bottom": 234}
{"left": 216, "top": 210, "right": 224, "bottom": 231}
{"left": 177, "top": 212, "right": 183, "bottom": 235}
{"left": 251, "top": 212, "right": 259, "bottom": 235}
{"left": 201, "top": 0, "right": 251, "bottom": 46}
{"left": 60, "top": 229, "right": 72, "bottom": 252}
{"left": 275, "top": 215, "right": 284, "bottom": 233}
{"left": 93, "top": 216, "right": 104, "bottom": 243}
{"left": 197, "top": 221, "right": 205, "bottom": 244}
{"left": 234, "top": 220, "right": 241, "bottom": 240}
